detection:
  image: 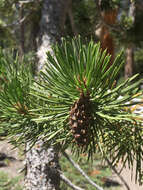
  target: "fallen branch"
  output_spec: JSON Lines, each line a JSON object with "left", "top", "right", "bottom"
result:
{"left": 60, "top": 172, "right": 84, "bottom": 190}
{"left": 63, "top": 151, "right": 104, "bottom": 190}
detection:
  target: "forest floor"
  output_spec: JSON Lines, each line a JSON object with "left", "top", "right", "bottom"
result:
{"left": 111, "top": 163, "right": 143, "bottom": 190}
{"left": 0, "top": 140, "right": 24, "bottom": 178}
{"left": 0, "top": 139, "right": 143, "bottom": 190}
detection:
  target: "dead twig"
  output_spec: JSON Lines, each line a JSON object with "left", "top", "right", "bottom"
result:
{"left": 60, "top": 172, "right": 85, "bottom": 190}
{"left": 63, "top": 151, "right": 104, "bottom": 190}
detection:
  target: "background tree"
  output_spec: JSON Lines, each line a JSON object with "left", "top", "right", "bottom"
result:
{"left": 93, "top": 0, "right": 143, "bottom": 80}
{"left": 95, "top": 0, "right": 119, "bottom": 65}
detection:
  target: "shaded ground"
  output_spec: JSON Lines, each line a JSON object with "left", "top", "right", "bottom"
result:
{"left": 111, "top": 162, "right": 143, "bottom": 190}
{"left": 0, "top": 140, "right": 24, "bottom": 178}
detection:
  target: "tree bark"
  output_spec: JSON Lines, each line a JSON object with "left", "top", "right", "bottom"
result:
{"left": 19, "top": 4, "right": 25, "bottom": 55}
{"left": 67, "top": 0, "right": 78, "bottom": 36}
{"left": 95, "top": 0, "right": 118, "bottom": 65}
{"left": 124, "top": 44, "right": 134, "bottom": 80}
{"left": 60, "top": 0, "right": 78, "bottom": 36}
{"left": 60, "top": 0, "right": 71, "bottom": 36}
{"left": 124, "top": 1, "right": 136, "bottom": 79}
{"left": 25, "top": 0, "right": 63, "bottom": 189}
{"left": 37, "top": 0, "right": 62, "bottom": 72}
{"left": 100, "top": 9, "right": 117, "bottom": 65}
{"left": 25, "top": 141, "right": 60, "bottom": 190}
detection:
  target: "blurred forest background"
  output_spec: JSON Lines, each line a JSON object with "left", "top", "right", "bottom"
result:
{"left": 0, "top": 0, "right": 143, "bottom": 189}
{"left": 1, "top": 0, "right": 143, "bottom": 81}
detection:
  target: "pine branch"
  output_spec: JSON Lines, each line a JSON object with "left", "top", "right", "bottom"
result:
{"left": 106, "top": 158, "right": 130, "bottom": 190}
{"left": 63, "top": 151, "right": 104, "bottom": 190}
{"left": 60, "top": 172, "right": 85, "bottom": 190}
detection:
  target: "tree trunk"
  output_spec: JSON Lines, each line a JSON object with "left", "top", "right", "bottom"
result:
{"left": 37, "top": 0, "right": 62, "bottom": 72}
{"left": 59, "top": 0, "right": 78, "bottom": 37}
{"left": 124, "top": 44, "right": 134, "bottom": 80}
{"left": 100, "top": 9, "right": 118, "bottom": 65}
{"left": 60, "top": 0, "right": 70, "bottom": 36}
{"left": 25, "top": 141, "right": 60, "bottom": 190}
{"left": 25, "top": 0, "right": 63, "bottom": 189}
{"left": 67, "top": 0, "right": 78, "bottom": 36}
{"left": 124, "top": 1, "right": 136, "bottom": 79}
{"left": 19, "top": 4, "right": 25, "bottom": 55}
{"left": 95, "top": 0, "right": 118, "bottom": 65}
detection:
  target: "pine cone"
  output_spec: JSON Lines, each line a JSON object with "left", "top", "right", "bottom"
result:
{"left": 69, "top": 93, "right": 93, "bottom": 147}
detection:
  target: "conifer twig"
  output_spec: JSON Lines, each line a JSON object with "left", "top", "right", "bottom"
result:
{"left": 63, "top": 151, "right": 104, "bottom": 190}
{"left": 60, "top": 172, "right": 85, "bottom": 190}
